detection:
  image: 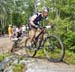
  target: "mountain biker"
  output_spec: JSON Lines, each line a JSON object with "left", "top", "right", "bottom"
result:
{"left": 8, "top": 24, "right": 13, "bottom": 39}
{"left": 27, "top": 6, "right": 50, "bottom": 47}
{"left": 12, "top": 25, "right": 22, "bottom": 40}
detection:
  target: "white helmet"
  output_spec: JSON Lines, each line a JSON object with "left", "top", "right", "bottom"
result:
{"left": 42, "top": 6, "right": 49, "bottom": 12}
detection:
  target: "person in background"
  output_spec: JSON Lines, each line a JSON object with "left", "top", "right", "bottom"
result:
{"left": 8, "top": 24, "right": 13, "bottom": 39}
{"left": 12, "top": 25, "right": 16, "bottom": 37}
{"left": 15, "top": 25, "right": 22, "bottom": 39}
{"left": 21, "top": 25, "right": 26, "bottom": 36}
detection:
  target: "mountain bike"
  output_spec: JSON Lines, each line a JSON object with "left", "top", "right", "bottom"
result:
{"left": 11, "top": 36, "right": 26, "bottom": 53}
{"left": 10, "top": 27, "right": 29, "bottom": 53}
{"left": 25, "top": 25, "right": 65, "bottom": 62}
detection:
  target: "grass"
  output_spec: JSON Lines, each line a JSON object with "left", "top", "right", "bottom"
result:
{"left": 0, "top": 55, "right": 4, "bottom": 62}
{"left": 64, "top": 50, "right": 75, "bottom": 64}
{"left": 13, "top": 63, "right": 27, "bottom": 72}
{"left": 35, "top": 49, "right": 45, "bottom": 58}
{"left": 0, "top": 52, "right": 12, "bottom": 62}
{"left": 13, "top": 64, "right": 23, "bottom": 72}
{"left": 35, "top": 49, "right": 75, "bottom": 64}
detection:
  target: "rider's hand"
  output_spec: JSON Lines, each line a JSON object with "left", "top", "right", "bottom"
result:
{"left": 35, "top": 25, "right": 39, "bottom": 28}
{"left": 48, "top": 22, "right": 54, "bottom": 29}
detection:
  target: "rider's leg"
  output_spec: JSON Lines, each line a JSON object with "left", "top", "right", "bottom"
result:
{"left": 27, "top": 24, "right": 36, "bottom": 46}
{"left": 36, "top": 28, "right": 43, "bottom": 39}
{"left": 29, "top": 29, "right": 36, "bottom": 42}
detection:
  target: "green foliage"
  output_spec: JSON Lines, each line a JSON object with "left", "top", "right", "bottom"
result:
{"left": 13, "top": 64, "right": 23, "bottom": 72}
{"left": 12, "top": 12, "right": 22, "bottom": 26}
{"left": 0, "top": 52, "right": 12, "bottom": 62}
{"left": 36, "top": 50, "right": 45, "bottom": 58}
{"left": 0, "top": 55, "right": 4, "bottom": 62}
{"left": 63, "top": 31, "right": 75, "bottom": 49}
{"left": 49, "top": 17, "right": 75, "bottom": 52}
{"left": 64, "top": 50, "right": 75, "bottom": 64}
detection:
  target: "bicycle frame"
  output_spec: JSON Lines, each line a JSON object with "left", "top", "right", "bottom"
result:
{"left": 35, "top": 29, "right": 45, "bottom": 40}
{"left": 35, "top": 25, "right": 51, "bottom": 40}
{"left": 33, "top": 27, "right": 48, "bottom": 49}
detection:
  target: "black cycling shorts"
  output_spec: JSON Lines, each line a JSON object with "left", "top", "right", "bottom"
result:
{"left": 28, "top": 24, "right": 42, "bottom": 30}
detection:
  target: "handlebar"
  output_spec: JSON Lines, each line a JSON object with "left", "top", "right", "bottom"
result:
{"left": 36, "top": 25, "right": 53, "bottom": 29}
{"left": 42, "top": 25, "right": 52, "bottom": 29}
{"left": 45, "top": 25, "right": 52, "bottom": 29}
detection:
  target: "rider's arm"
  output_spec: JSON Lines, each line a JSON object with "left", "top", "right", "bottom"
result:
{"left": 44, "top": 17, "right": 53, "bottom": 29}
{"left": 30, "top": 15, "right": 37, "bottom": 27}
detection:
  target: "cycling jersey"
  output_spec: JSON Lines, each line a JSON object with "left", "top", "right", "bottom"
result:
{"left": 33, "top": 13, "right": 43, "bottom": 25}
{"left": 29, "top": 12, "right": 48, "bottom": 30}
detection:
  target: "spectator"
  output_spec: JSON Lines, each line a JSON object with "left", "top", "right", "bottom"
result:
{"left": 14, "top": 26, "right": 22, "bottom": 39}
{"left": 8, "top": 24, "right": 13, "bottom": 39}
{"left": 21, "top": 25, "right": 26, "bottom": 36}
{"left": 12, "top": 25, "right": 16, "bottom": 37}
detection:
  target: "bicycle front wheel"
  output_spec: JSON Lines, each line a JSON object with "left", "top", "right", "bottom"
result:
{"left": 43, "top": 35, "right": 65, "bottom": 62}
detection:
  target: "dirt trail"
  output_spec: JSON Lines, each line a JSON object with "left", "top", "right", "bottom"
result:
{"left": 0, "top": 37, "right": 12, "bottom": 54}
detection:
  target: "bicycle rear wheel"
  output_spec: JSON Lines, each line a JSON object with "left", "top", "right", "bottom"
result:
{"left": 43, "top": 35, "right": 65, "bottom": 62}
{"left": 11, "top": 40, "right": 18, "bottom": 52}
{"left": 25, "top": 38, "right": 37, "bottom": 57}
